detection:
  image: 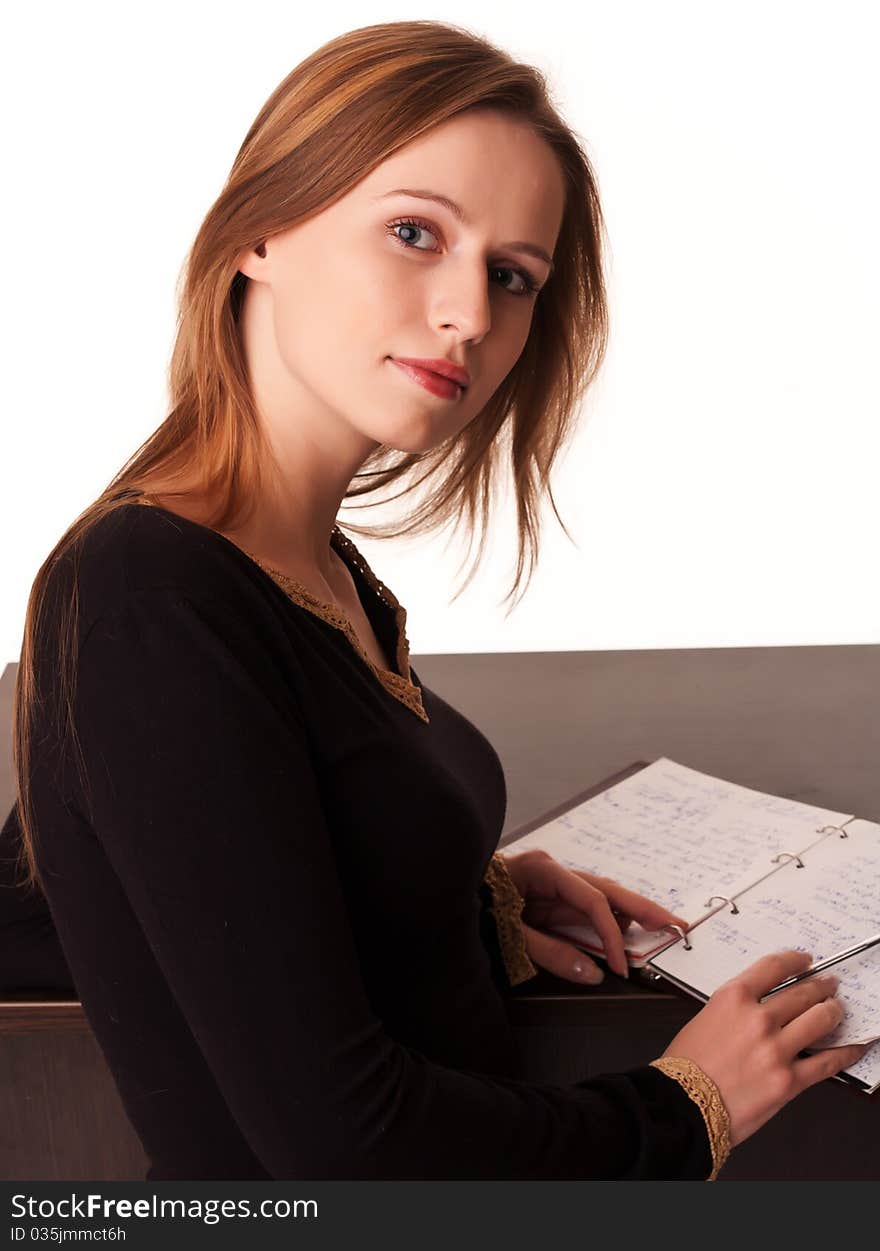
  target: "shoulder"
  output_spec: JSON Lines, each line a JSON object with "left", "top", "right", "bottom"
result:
{"left": 32, "top": 503, "right": 312, "bottom": 730}
{"left": 45, "top": 502, "right": 279, "bottom": 643}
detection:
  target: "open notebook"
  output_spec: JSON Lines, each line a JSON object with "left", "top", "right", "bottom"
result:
{"left": 504, "top": 758, "right": 880, "bottom": 1093}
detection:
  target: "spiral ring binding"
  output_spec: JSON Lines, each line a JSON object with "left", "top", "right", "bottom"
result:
{"left": 816, "top": 822, "right": 852, "bottom": 839}
{"left": 771, "top": 851, "right": 804, "bottom": 867}
{"left": 664, "top": 923, "right": 692, "bottom": 950}
{"left": 704, "top": 895, "right": 740, "bottom": 915}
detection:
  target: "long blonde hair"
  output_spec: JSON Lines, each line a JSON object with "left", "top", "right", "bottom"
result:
{"left": 12, "top": 19, "right": 609, "bottom": 892}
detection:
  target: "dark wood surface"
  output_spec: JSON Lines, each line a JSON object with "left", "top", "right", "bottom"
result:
{"left": 2, "top": 646, "right": 879, "bottom": 1180}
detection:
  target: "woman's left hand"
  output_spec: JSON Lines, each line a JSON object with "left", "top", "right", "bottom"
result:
{"left": 501, "top": 848, "right": 689, "bottom": 985}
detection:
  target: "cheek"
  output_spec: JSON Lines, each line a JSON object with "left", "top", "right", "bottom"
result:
{"left": 317, "top": 249, "right": 415, "bottom": 365}
{"left": 505, "top": 311, "right": 534, "bottom": 364}
{"left": 272, "top": 229, "right": 392, "bottom": 335}
{"left": 477, "top": 319, "right": 533, "bottom": 398}
{"left": 357, "top": 248, "right": 422, "bottom": 332}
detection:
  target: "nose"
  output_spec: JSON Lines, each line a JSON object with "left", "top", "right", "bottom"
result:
{"left": 434, "top": 261, "right": 492, "bottom": 344}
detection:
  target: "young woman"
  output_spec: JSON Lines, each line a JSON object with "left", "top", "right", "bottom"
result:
{"left": 9, "top": 20, "right": 865, "bottom": 1181}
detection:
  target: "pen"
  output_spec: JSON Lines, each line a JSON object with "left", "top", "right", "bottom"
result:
{"left": 760, "top": 930, "right": 880, "bottom": 1001}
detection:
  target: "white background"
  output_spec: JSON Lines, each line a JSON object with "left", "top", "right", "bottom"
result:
{"left": 3, "top": 0, "right": 878, "bottom": 664}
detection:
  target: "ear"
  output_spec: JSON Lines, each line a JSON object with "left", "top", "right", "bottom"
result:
{"left": 236, "top": 241, "right": 267, "bottom": 281}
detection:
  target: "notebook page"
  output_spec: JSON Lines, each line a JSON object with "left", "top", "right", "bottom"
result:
{"left": 651, "top": 819, "right": 880, "bottom": 1059}
{"left": 819, "top": 945, "right": 880, "bottom": 1090}
{"left": 508, "top": 758, "right": 852, "bottom": 958}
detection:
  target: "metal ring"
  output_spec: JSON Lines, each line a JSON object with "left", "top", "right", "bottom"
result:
{"left": 664, "top": 923, "right": 692, "bottom": 950}
{"left": 816, "top": 823, "right": 849, "bottom": 839}
{"left": 771, "top": 851, "right": 804, "bottom": 868}
{"left": 704, "top": 895, "right": 740, "bottom": 915}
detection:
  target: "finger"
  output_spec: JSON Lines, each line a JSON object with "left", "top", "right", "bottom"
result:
{"left": 763, "top": 974, "right": 840, "bottom": 1028}
{"left": 735, "top": 949, "right": 813, "bottom": 998}
{"left": 523, "top": 924, "right": 604, "bottom": 985}
{"left": 575, "top": 873, "right": 689, "bottom": 933}
{"left": 540, "top": 868, "right": 629, "bottom": 976}
{"left": 524, "top": 899, "right": 594, "bottom": 928}
{"left": 789, "top": 1042, "right": 870, "bottom": 1096}
{"left": 529, "top": 899, "right": 635, "bottom": 934}
{"left": 565, "top": 882, "right": 629, "bottom": 977}
{"left": 781, "top": 996, "right": 845, "bottom": 1058}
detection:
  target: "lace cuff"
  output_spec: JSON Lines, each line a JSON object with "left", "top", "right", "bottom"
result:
{"left": 649, "top": 1056, "right": 731, "bottom": 1180}
{"left": 483, "top": 854, "right": 538, "bottom": 987}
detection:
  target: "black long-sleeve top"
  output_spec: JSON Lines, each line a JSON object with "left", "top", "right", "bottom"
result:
{"left": 6, "top": 500, "right": 712, "bottom": 1179}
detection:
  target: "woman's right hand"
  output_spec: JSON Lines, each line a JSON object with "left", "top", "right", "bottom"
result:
{"left": 660, "top": 949, "right": 869, "bottom": 1148}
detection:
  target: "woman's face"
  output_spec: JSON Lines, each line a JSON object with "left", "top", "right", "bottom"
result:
{"left": 237, "top": 108, "right": 566, "bottom": 456}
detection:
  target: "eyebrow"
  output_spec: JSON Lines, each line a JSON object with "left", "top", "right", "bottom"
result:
{"left": 375, "top": 188, "right": 555, "bottom": 272}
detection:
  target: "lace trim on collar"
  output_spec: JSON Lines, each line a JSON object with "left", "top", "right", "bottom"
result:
{"left": 245, "top": 528, "right": 429, "bottom": 724}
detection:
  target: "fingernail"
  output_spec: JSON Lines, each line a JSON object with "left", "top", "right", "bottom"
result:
{"left": 818, "top": 975, "right": 839, "bottom": 993}
{"left": 573, "top": 961, "right": 604, "bottom": 985}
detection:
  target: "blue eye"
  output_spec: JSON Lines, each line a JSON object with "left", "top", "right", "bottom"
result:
{"left": 388, "top": 217, "right": 439, "bottom": 251}
{"left": 385, "top": 216, "right": 542, "bottom": 298}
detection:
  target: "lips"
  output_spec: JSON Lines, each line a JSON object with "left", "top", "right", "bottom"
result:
{"left": 392, "top": 357, "right": 470, "bottom": 389}
{"left": 391, "top": 359, "right": 463, "bottom": 400}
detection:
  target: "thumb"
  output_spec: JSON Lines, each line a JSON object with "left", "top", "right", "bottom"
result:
{"left": 524, "top": 924, "right": 605, "bottom": 985}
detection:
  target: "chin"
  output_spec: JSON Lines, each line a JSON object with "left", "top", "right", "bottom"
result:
{"left": 381, "top": 432, "right": 445, "bottom": 456}
{"left": 366, "top": 414, "right": 457, "bottom": 456}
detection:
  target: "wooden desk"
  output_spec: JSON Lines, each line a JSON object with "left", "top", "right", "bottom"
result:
{"left": 2, "top": 647, "right": 879, "bottom": 1180}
